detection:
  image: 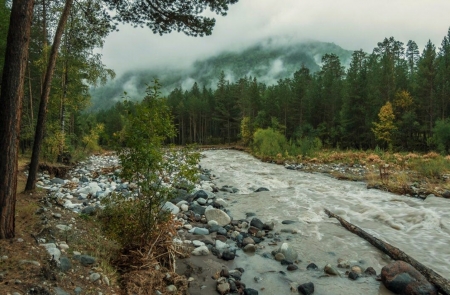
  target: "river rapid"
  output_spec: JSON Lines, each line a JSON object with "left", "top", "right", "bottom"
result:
{"left": 199, "top": 149, "right": 450, "bottom": 295}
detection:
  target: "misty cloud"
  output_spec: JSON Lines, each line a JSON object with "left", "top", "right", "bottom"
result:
{"left": 98, "top": 0, "right": 450, "bottom": 76}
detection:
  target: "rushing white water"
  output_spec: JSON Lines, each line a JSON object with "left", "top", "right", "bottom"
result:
{"left": 199, "top": 150, "right": 450, "bottom": 295}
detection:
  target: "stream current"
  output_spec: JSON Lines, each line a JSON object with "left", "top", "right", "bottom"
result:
{"left": 198, "top": 149, "right": 450, "bottom": 295}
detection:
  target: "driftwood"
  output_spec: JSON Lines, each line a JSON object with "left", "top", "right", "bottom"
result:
{"left": 324, "top": 208, "right": 450, "bottom": 295}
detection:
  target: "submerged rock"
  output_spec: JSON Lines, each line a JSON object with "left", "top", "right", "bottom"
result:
{"left": 381, "top": 261, "right": 437, "bottom": 295}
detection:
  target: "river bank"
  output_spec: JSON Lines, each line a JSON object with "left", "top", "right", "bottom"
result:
{"left": 1, "top": 149, "right": 448, "bottom": 294}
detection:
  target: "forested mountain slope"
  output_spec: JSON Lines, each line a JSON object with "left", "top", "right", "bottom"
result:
{"left": 89, "top": 40, "right": 352, "bottom": 110}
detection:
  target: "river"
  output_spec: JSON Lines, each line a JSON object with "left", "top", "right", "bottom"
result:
{"left": 198, "top": 149, "right": 450, "bottom": 295}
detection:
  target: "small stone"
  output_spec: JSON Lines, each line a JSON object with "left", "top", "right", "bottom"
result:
{"left": 52, "top": 213, "right": 62, "bottom": 219}
{"left": 166, "top": 285, "right": 177, "bottom": 293}
{"left": 89, "top": 272, "right": 101, "bottom": 282}
{"left": 348, "top": 271, "right": 359, "bottom": 280}
{"left": 60, "top": 257, "right": 72, "bottom": 272}
{"left": 364, "top": 266, "right": 377, "bottom": 276}
{"left": 244, "top": 288, "right": 258, "bottom": 295}
{"left": 192, "top": 245, "right": 209, "bottom": 256}
{"left": 17, "top": 238, "right": 24, "bottom": 242}
{"left": 250, "top": 218, "right": 264, "bottom": 230}
{"left": 306, "top": 263, "right": 319, "bottom": 270}
{"left": 287, "top": 264, "right": 298, "bottom": 271}
{"left": 102, "top": 275, "right": 110, "bottom": 286}
{"left": 74, "top": 287, "right": 82, "bottom": 295}
{"left": 324, "top": 264, "right": 341, "bottom": 276}
{"left": 351, "top": 265, "right": 363, "bottom": 274}
{"left": 297, "top": 282, "right": 314, "bottom": 295}
{"left": 275, "top": 253, "right": 285, "bottom": 261}
{"left": 221, "top": 250, "right": 235, "bottom": 261}
{"left": 79, "top": 255, "right": 96, "bottom": 266}
{"left": 243, "top": 244, "right": 256, "bottom": 253}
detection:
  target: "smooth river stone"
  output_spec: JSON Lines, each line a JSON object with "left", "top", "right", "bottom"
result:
{"left": 204, "top": 208, "right": 231, "bottom": 226}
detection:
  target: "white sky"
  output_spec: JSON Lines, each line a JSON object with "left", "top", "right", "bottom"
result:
{"left": 99, "top": 0, "right": 450, "bottom": 75}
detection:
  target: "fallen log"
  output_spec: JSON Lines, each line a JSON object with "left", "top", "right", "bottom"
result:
{"left": 324, "top": 208, "right": 450, "bottom": 295}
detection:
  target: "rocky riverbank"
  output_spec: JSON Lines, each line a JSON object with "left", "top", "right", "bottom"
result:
{"left": 1, "top": 150, "right": 442, "bottom": 295}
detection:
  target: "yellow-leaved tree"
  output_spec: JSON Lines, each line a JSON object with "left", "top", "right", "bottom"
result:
{"left": 372, "top": 101, "right": 397, "bottom": 148}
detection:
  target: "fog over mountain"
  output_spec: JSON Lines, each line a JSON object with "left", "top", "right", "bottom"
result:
{"left": 89, "top": 39, "right": 352, "bottom": 111}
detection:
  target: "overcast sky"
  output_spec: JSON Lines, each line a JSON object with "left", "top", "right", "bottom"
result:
{"left": 99, "top": 0, "right": 450, "bottom": 75}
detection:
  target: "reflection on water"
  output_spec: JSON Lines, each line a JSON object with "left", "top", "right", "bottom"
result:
{"left": 198, "top": 150, "right": 450, "bottom": 294}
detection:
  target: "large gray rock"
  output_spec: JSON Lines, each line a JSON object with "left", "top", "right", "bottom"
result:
{"left": 381, "top": 261, "right": 437, "bottom": 295}
{"left": 162, "top": 202, "right": 180, "bottom": 214}
{"left": 205, "top": 208, "right": 231, "bottom": 226}
{"left": 276, "top": 243, "right": 298, "bottom": 262}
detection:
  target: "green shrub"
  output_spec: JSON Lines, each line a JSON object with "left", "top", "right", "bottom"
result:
{"left": 409, "top": 157, "right": 450, "bottom": 179}
{"left": 100, "top": 81, "right": 199, "bottom": 248}
{"left": 252, "top": 127, "right": 287, "bottom": 157}
{"left": 295, "top": 137, "right": 322, "bottom": 157}
{"left": 431, "top": 119, "right": 450, "bottom": 155}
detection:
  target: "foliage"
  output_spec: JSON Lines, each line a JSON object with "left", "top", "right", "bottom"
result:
{"left": 240, "top": 116, "right": 252, "bottom": 146}
{"left": 408, "top": 157, "right": 450, "bottom": 179}
{"left": 252, "top": 128, "right": 288, "bottom": 158}
{"left": 431, "top": 119, "right": 450, "bottom": 154}
{"left": 296, "top": 137, "right": 322, "bottom": 157}
{"left": 372, "top": 101, "right": 396, "bottom": 148}
{"left": 82, "top": 123, "right": 104, "bottom": 152}
{"left": 100, "top": 81, "right": 200, "bottom": 248}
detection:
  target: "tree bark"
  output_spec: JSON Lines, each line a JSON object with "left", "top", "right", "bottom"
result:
{"left": 0, "top": 0, "right": 34, "bottom": 239}
{"left": 26, "top": 0, "right": 73, "bottom": 191}
{"left": 324, "top": 209, "right": 450, "bottom": 295}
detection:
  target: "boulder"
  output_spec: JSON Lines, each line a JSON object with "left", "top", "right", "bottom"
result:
{"left": 205, "top": 208, "right": 231, "bottom": 226}
{"left": 381, "top": 261, "right": 437, "bottom": 295}
{"left": 162, "top": 202, "right": 180, "bottom": 214}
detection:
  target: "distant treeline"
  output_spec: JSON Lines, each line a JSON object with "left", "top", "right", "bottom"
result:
{"left": 95, "top": 29, "right": 450, "bottom": 153}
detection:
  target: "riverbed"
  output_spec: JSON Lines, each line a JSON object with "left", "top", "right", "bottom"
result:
{"left": 197, "top": 149, "right": 450, "bottom": 294}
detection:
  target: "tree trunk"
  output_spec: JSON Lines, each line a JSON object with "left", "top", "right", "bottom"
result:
{"left": 0, "top": 0, "right": 34, "bottom": 239}
{"left": 324, "top": 209, "right": 450, "bottom": 295}
{"left": 26, "top": 0, "right": 73, "bottom": 191}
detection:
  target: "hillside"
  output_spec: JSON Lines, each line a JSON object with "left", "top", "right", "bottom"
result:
{"left": 89, "top": 40, "right": 353, "bottom": 111}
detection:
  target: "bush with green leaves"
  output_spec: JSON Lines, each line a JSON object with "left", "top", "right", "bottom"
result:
{"left": 100, "top": 81, "right": 199, "bottom": 248}
{"left": 252, "top": 127, "right": 288, "bottom": 158}
{"left": 431, "top": 119, "right": 450, "bottom": 155}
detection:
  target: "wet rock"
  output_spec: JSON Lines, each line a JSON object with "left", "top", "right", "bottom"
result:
{"left": 442, "top": 190, "right": 450, "bottom": 199}
{"left": 364, "top": 266, "right": 377, "bottom": 276}
{"left": 221, "top": 250, "right": 236, "bottom": 261}
{"left": 254, "top": 187, "right": 269, "bottom": 192}
{"left": 242, "top": 237, "right": 255, "bottom": 246}
{"left": 244, "top": 288, "right": 258, "bottom": 295}
{"left": 324, "top": 264, "right": 341, "bottom": 276}
{"left": 276, "top": 242, "right": 298, "bottom": 262}
{"left": 263, "top": 221, "right": 274, "bottom": 230}
{"left": 348, "top": 271, "right": 359, "bottom": 280}
{"left": 351, "top": 265, "right": 363, "bottom": 274}
{"left": 250, "top": 218, "right": 264, "bottom": 230}
{"left": 274, "top": 253, "right": 285, "bottom": 261}
{"left": 298, "top": 282, "right": 314, "bottom": 295}
{"left": 307, "top": 263, "right": 319, "bottom": 270}
{"left": 287, "top": 264, "right": 298, "bottom": 271}
{"left": 247, "top": 226, "right": 259, "bottom": 236}
{"left": 381, "top": 261, "right": 437, "bottom": 295}
{"left": 193, "top": 190, "right": 209, "bottom": 200}
{"left": 281, "top": 220, "right": 296, "bottom": 224}
{"left": 243, "top": 244, "right": 256, "bottom": 253}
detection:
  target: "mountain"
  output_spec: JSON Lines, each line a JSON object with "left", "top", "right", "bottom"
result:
{"left": 89, "top": 40, "right": 353, "bottom": 111}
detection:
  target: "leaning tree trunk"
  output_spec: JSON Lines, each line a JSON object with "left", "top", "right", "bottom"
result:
{"left": 26, "top": 0, "right": 74, "bottom": 191}
{"left": 0, "top": 0, "right": 34, "bottom": 239}
{"left": 324, "top": 209, "right": 450, "bottom": 295}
